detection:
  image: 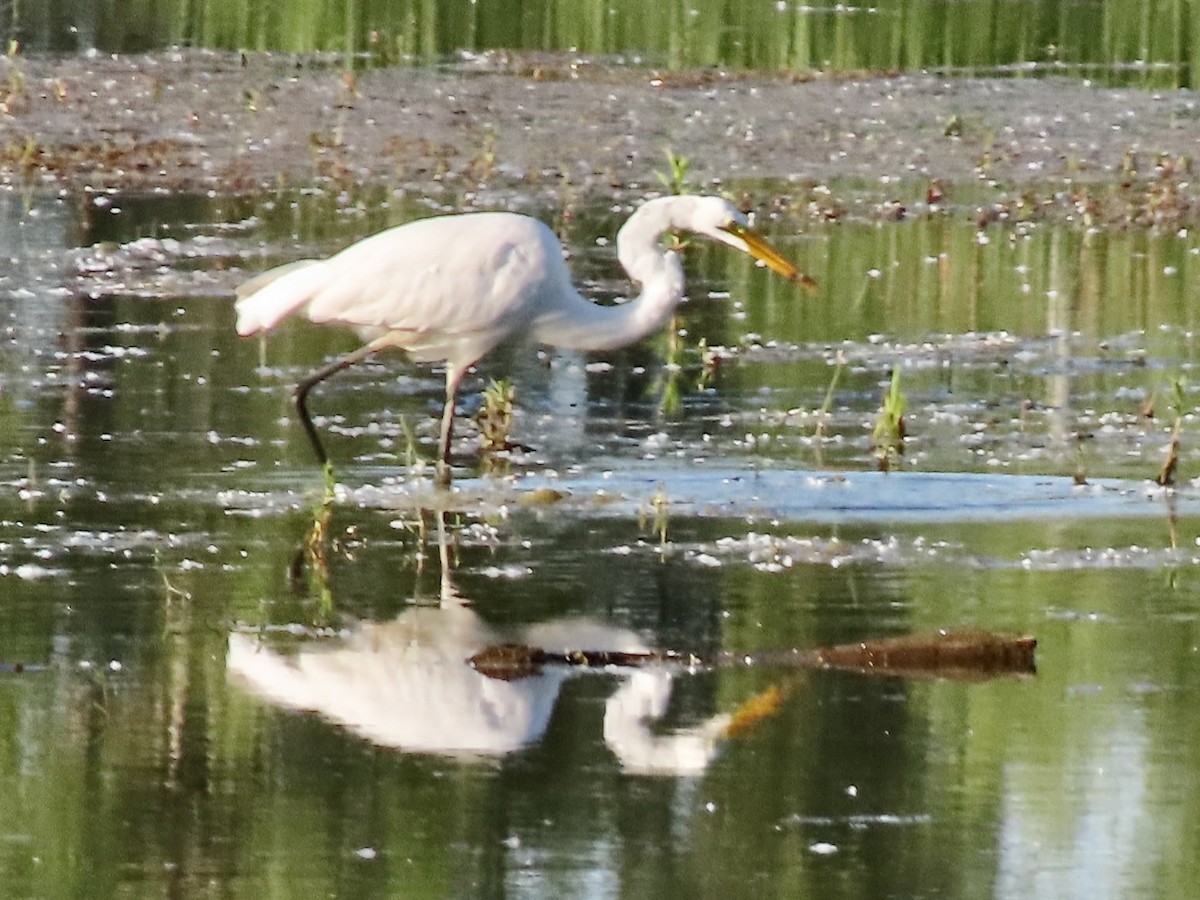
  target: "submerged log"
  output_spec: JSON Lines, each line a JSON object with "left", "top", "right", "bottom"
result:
{"left": 467, "top": 629, "right": 1036, "bottom": 682}
{"left": 801, "top": 629, "right": 1038, "bottom": 681}
{"left": 467, "top": 643, "right": 703, "bottom": 681}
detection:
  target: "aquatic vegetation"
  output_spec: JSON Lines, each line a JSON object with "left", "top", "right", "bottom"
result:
{"left": 154, "top": 549, "right": 193, "bottom": 602}
{"left": 477, "top": 377, "right": 516, "bottom": 453}
{"left": 1156, "top": 376, "right": 1187, "bottom": 487}
{"left": 397, "top": 415, "right": 420, "bottom": 470}
{"left": 872, "top": 368, "right": 907, "bottom": 472}
{"left": 654, "top": 147, "right": 693, "bottom": 196}
{"left": 813, "top": 349, "right": 846, "bottom": 445}
{"left": 0, "top": 134, "right": 39, "bottom": 172}
{"left": 636, "top": 483, "right": 671, "bottom": 550}
{"left": 1, "top": 42, "right": 24, "bottom": 115}
{"left": 467, "top": 125, "right": 497, "bottom": 185}
{"left": 7, "top": 1, "right": 1198, "bottom": 88}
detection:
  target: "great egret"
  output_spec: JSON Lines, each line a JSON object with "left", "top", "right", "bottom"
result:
{"left": 235, "top": 194, "right": 813, "bottom": 485}
{"left": 227, "top": 615, "right": 730, "bottom": 772}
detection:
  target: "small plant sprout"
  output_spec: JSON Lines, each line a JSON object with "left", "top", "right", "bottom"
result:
{"left": 320, "top": 459, "right": 336, "bottom": 503}
{"left": 154, "top": 550, "right": 192, "bottom": 602}
{"left": 1156, "top": 376, "right": 1187, "bottom": 487}
{"left": 477, "top": 377, "right": 517, "bottom": 454}
{"left": 637, "top": 484, "right": 671, "bottom": 550}
{"left": 815, "top": 350, "right": 847, "bottom": 442}
{"left": 1072, "top": 431, "right": 1090, "bottom": 486}
{"left": 872, "top": 368, "right": 907, "bottom": 471}
{"left": 652, "top": 483, "right": 670, "bottom": 549}
{"left": 655, "top": 147, "right": 693, "bottom": 195}
{"left": 397, "top": 415, "right": 420, "bottom": 470}
{"left": 16, "top": 135, "right": 39, "bottom": 170}
{"left": 697, "top": 338, "right": 721, "bottom": 390}
{"left": 470, "top": 126, "right": 497, "bottom": 184}
{"left": 304, "top": 494, "right": 332, "bottom": 573}
{"left": 298, "top": 494, "right": 339, "bottom": 618}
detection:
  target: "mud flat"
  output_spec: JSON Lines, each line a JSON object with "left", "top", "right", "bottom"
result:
{"left": 2, "top": 49, "right": 1199, "bottom": 217}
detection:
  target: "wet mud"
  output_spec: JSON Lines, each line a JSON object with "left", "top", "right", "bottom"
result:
{"left": 3, "top": 49, "right": 1200, "bottom": 218}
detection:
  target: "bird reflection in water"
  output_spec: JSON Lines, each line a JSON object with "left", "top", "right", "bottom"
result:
{"left": 228, "top": 511, "right": 731, "bottom": 775}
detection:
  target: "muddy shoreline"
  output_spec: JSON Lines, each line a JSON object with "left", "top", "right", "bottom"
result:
{"left": 2, "top": 50, "right": 1200, "bottom": 220}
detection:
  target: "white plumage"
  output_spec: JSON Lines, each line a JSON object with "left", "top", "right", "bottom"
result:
{"left": 235, "top": 195, "right": 810, "bottom": 484}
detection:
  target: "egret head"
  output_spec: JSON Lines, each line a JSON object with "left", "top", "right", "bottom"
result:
{"left": 674, "top": 195, "right": 817, "bottom": 291}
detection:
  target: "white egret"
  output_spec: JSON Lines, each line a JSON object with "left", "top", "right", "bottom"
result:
{"left": 227, "top": 615, "right": 731, "bottom": 772}
{"left": 235, "top": 194, "right": 813, "bottom": 485}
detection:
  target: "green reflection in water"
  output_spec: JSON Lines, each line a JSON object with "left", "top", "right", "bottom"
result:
{"left": 6, "top": 185, "right": 1200, "bottom": 485}
{"left": 1, "top": 0, "right": 1197, "bottom": 87}
{"left": 2, "top": 507, "right": 1200, "bottom": 896}
{"left": 3, "top": 187, "right": 1200, "bottom": 896}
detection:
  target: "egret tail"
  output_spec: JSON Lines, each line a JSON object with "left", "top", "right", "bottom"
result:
{"left": 235, "top": 259, "right": 323, "bottom": 335}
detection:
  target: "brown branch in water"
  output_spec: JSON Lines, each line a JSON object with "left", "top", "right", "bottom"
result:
{"left": 467, "top": 644, "right": 704, "bottom": 681}
{"left": 797, "top": 628, "right": 1037, "bottom": 681}
{"left": 1157, "top": 433, "right": 1180, "bottom": 487}
{"left": 468, "top": 629, "right": 1037, "bottom": 682}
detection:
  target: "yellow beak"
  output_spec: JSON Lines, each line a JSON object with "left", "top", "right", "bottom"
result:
{"left": 720, "top": 223, "right": 818, "bottom": 293}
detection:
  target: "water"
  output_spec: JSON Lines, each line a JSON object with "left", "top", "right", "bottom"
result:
{"left": 3, "top": 186, "right": 1200, "bottom": 897}
{"left": 2, "top": 0, "right": 1197, "bottom": 87}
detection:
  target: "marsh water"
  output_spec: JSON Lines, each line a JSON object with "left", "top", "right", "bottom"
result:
{"left": 3, "top": 2, "right": 1200, "bottom": 893}
{"left": 2, "top": 179, "right": 1200, "bottom": 899}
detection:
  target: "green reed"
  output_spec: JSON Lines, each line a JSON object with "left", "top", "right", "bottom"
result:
{"left": 3, "top": 0, "right": 1197, "bottom": 87}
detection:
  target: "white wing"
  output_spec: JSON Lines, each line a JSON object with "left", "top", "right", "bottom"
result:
{"left": 235, "top": 211, "right": 571, "bottom": 365}
{"left": 303, "top": 212, "right": 566, "bottom": 362}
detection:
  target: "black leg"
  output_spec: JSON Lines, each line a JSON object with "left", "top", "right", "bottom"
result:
{"left": 294, "top": 342, "right": 383, "bottom": 466}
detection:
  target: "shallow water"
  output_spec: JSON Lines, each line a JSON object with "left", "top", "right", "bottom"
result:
{"left": 2, "top": 187, "right": 1200, "bottom": 898}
